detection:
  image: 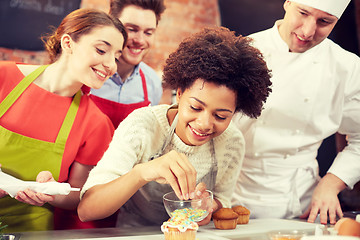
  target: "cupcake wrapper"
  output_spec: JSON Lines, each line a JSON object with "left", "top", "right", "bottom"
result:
{"left": 237, "top": 214, "right": 250, "bottom": 224}
{"left": 164, "top": 229, "right": 196, "bottom": 240}
{"left": 213, "top": 219, "right": 237, "bottom": 230}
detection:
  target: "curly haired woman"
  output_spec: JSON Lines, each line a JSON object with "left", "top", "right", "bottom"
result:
{"left": 78, "top": 26, "right": 272, "bottom": 227}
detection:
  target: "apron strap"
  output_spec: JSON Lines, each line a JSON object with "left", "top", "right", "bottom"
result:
{"left": 163, "top": 110, "right": 178, "bottom": 150}
{"left": 209, "top": 139, "right": 218, "bottom": 189}
{"left": 0, "top": 64, "right": 81, "bottom": 145}
{"left": 55, "top": 90, "right": 81, "bottom": 144}
{"left": 150, "top": 104, "right": 178, "bottom": 160}
{"left": 0, "top": 65, "right": 48, "bottom": 118}
{"left": 139, "top": 69, "right": 149, "bottom": 102}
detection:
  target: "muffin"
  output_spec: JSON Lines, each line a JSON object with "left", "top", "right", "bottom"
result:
{"left": 232, "top": 205, "right": 250, "bottom": 224}
{"left": 161, "top": 208, "right": 199, "bottom": 240}
{"left": 212, "top": 208, "right": 239, "bottom": 230}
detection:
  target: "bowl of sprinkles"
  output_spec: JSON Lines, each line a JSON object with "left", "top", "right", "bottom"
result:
{"left": 163, "top": 190, "right": 213, "bottom": 222}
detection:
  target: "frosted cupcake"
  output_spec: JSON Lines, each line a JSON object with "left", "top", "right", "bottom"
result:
{"left": 161, "top": 208, "right": 200, "bottom": 240}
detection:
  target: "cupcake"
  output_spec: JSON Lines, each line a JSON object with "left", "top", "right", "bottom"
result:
{"left": 212, "top": 208, "right": 239, "bottom": 230}
{"left": 161, "top": 208, "right": 199, "bottom": 240}
{"left": 232, "top": 205, "right": 250, "bottom": 224}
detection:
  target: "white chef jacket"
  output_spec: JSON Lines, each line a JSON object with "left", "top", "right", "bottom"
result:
{"left": 232, "top": 20, "right": 360, "bottom": 219}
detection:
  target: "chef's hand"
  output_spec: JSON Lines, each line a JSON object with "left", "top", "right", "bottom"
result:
{"left": 193, "top": 182, "right": 219, "bottom": 226}
{"left": 15, "top": 171, "right": 55, "bottom": 206}
{"left": 300, "top": 173, "right": 345, "bottom": 225}
{"left": 136, "top": 150, "right": 197, "bottom": 200}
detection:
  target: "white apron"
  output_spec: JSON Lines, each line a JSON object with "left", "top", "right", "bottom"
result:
{"left": 233, "top": 154, "right": 319, "bottom": 219}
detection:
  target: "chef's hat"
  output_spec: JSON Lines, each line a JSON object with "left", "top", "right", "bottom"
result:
{"left": 289, "top": 0, "right": 351, "bottom": 19}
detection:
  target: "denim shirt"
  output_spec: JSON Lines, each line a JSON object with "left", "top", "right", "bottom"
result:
{"left": 91, "top": 62, "right": 162, "bottom": 105}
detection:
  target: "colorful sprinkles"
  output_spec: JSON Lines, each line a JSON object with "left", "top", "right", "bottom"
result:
{"left": 161, "top": 208, "right": 206, "bottom": 232}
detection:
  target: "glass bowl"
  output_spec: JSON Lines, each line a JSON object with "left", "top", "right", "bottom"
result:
{"left": 163, "top": 190, "right": 213, "bottom": 222}
{"left": 268, "top": 230, "right": 308, "bottom": 240}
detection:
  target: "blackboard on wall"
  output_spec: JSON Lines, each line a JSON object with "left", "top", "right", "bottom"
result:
{"left": 0, "top": 0, "right": 81, "bottom": 51}
{"left": 218, "top": 0, "right": 285, "bottom": 36}
{"left": 218, "top": 0, "right": 359, "bottom": 55}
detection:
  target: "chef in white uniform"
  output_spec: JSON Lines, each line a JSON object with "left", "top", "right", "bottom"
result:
{"left": 232, "top": 0, "right": 360, "bottom": 225}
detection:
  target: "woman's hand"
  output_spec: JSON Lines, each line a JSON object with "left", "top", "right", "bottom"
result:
{"left": 0, "top": 164, "right": 8, "bottom": 198}
{"left": 137, "top": 150, "right": 197, "bottom": 200}
{"left": 197, "top": 200, "right": 218, "bottom": 226}
{"left": 193, "top": 182, "right": 219, "bottom": 226}
{"left": 15, "top": 171, "right": 55, "bottom": 206}
{"left": 0, "top": 189, "right": 7, "bottom": 198}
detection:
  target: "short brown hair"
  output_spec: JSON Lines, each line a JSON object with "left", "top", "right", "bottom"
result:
{"left": 109, "top": 0, "right": 165, "bottom": 25}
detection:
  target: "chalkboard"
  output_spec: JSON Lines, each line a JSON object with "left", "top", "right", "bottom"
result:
{"left": 218, "top": 0, "right": 285, "bottom": 36}
{"left": 218, "top": 0, "right": 359, "bottom": 55}
{"left": 0, "top": 0, "right": 81, "bottom": 51}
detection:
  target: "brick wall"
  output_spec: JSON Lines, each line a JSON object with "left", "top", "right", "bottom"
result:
{"left": 2, "top": 0, "right": 360, "bottom": 72}
{"left": 149, "top": 0, "right": 220, "bottom": 73}
{"left": 0, "top": 0, "right": 220, "bottom": 75}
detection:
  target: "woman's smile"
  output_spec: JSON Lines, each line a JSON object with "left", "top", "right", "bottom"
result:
{"left": 188, "top": 125, "right": 212, "bottom": 141}
{"left": 93, "top": 68, "right": 107, "bottom": 81}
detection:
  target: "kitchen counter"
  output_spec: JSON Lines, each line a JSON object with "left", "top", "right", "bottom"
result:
{"left": 8, "top": 219, "right": 319, "bottom": 240}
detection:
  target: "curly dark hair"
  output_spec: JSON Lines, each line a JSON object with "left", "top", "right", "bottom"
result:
{"left": 162, "top": 27, "right": 272, "bottom": 118}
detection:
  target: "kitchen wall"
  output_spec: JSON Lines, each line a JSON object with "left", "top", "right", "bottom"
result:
{"left": 1, "top": 0, "right": 359, "bottom": 72}
{"left": 0, "top": 0, "right": 220, "bottom": 76}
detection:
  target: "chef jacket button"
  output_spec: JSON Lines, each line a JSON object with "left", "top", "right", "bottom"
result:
{"left": 284, "top": 154, "right": 290, "bottom": 159}
{"left": 254, "top": 152, "right": 260, "bottom": 157}
{"left": 304, "top": 98, "right": 309, "bottom": 102}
